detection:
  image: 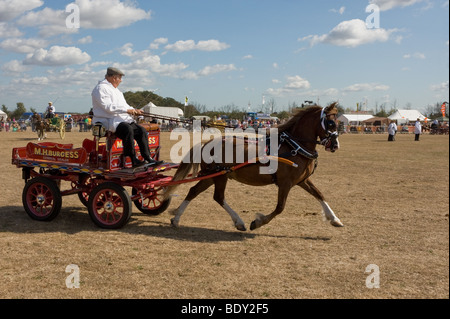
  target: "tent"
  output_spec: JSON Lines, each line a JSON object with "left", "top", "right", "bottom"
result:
{"left": 388, "top": 109, "right": 426, "bottom": 124}
{"left": 362, "top": 117, "right": 389, "bottom": 126}
{"left": 337, "top": 114, "right": 374, "bottom": 126}
{"left": 143, "top": 102, "right": 184, "bottom": 121}
{"left": 0, "top": 110, "right": 7, "bottom": 120}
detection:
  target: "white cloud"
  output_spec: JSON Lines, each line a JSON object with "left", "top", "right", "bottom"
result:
{"left": 0, "top": 22, "right": 23, "bottom": 38}
{"left": 11, "top": 76, "right": 49, "bottom": 86}
{"left": 149, "top": 38, "right": 168, "bottom": 49}
{"left": 16, "top": 0, "right": 151, "bottom": 37}
{"left": 0, "top": 37, "right": 48, "bottom": 53}
{"left": 111, "top": 43, "right": 237, "bottom": 82}
{"left": 431, "top": 81, "right": 449, "bottom": 91}
{"left": 403, "top": 52, "right": 426, "bottom": 59}
{"left": 113, "top": 43, "right": 189, "bottom": 79}
{"left": 74, "top": 0, "right": 151, "bottom": 29}
{"left": 78, "top": 36, "right": 93, "bottom": 44}
{"left": 198, "top": 64, "right": 236, "bottom": 77}
{"left": 165, "top": 39, "right": 230, "bottom": 52}
{"left": 300, "top": 19, "right": 399, "bottom": 48}
{"left": 267, "top": 75, "right": 311, "bottom": 96}
{"left": 1, "top": 59, "right": 31, "bottom": 74}
{"left": 242, "top": 55, "right": 253, "bottom": 60}
{"left": 369, "top": 0, "right": 425, "bottom": 11}
{"left": 0, "top": 0, "right": 43, "bottom": 22}
{"left": 343, "top": 83, "right": 390, "bottom": 92}
{"left": 330, "top": 6, "right": 346, "bottom": 14}
{"left": 285, "top": 76, "right": 311, "bottom": 90}
{"left": 16, "top": 7, "right": 77, "bottom": 37}
{"left": 24, "top": 46, "right": 91, "bottom": 66}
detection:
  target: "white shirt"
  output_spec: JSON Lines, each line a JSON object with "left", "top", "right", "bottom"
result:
{"left": 47, "top": 105, "right": 55, "bottom": 113}
{"left": 388, "top": 123, "right": 397, "bottom": 135}
{"left": 414, "top": 121, "right": 422, "bottom": 135}
{"left": 92, "top": 79, "right": 134, "bottom": 132}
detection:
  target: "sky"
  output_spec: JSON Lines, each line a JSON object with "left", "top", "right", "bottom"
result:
{"left": 0, "top": 0, "right": 449, "bottom": 115}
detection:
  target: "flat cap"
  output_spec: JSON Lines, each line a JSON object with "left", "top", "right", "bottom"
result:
{"left": 107, "top": 67, "right": 125, "bottom": 77}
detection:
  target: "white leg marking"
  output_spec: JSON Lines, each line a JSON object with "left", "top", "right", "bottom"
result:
{"left": 222, "top": 201, "right": 246, "bottom": 231}
{"left": 170, "top": 200, "right": 190, "bottom": 227}
{"left": 319, "top": 201, "right": 344, "bottom": 227}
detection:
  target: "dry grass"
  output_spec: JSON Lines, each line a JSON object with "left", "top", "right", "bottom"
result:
{"left": 0, "top": 130, "right": 448, "bottom": 299}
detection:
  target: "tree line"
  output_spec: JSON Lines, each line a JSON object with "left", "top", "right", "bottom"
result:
{"left": 2, "top": 92, "right": 447, "bottom": 122}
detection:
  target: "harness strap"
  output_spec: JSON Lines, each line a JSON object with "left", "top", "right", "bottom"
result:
{"left": 279, "top": 132, "right": 318, "bottom": 160}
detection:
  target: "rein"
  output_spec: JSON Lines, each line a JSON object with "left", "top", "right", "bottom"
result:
{"left": 141, "top": 112, "right": 236, "bottom": 130}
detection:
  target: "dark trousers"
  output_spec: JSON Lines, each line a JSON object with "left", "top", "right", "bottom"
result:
{"left": 115, "top": 122, "right": 151, "bottom": 161}
{"left": 415, "top": 134, "right": 420, "bottom": 141}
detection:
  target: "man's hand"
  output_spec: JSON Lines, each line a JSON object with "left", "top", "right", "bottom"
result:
{"left": 127, "top": 109, "right": 144, "bottom": 116}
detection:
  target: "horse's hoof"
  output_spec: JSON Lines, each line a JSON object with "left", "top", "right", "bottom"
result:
{"left": 170, "top": 218, "right": 179, "bottom": 228}
{"left": 250, "top": 221, "right": 257, "bottom": 231}
{"left": 236, "top": 224, "right": 247, "bottom": 232}
{"left": 331, "top": 219, "right": 344, "bottom": 227}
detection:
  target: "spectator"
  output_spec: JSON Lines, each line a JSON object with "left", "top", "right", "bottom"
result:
{"left": 414, "top": 118, "right": 422, "bottom": 141}
{"left": 388, "top": 120, "right": 397, "bottom": 141}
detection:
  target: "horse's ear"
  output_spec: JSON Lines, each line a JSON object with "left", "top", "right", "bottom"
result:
{"left": 325, "top": 102, "right": 339, "bottom": 115}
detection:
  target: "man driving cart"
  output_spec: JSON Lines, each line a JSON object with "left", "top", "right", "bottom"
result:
{"left": 92, "top": 67, "right": 162, "bottom": 168}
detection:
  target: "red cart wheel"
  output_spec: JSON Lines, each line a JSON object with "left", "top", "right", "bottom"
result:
{"left": 76, "top": 174, "right": 94, "bottom": 207}
{"left": 22, "top": 177, "right": 62, "bottom": 221}
{"left": 88, "top": 182, "right": 132, "bottom": 229}
{"left": 132, "top": 187, "right": 171, "bottom": 216}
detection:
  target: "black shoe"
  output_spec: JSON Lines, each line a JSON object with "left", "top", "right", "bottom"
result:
{"left": 132, "top": 157, "right": 146, "bottom": 168}
{"left": 145, "top": 159, "right": 164, "bottom": 166}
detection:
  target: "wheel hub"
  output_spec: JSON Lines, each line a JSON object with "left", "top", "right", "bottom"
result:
{"left": 104, "top": 201, "right": 115, "bottom": 213}
{"left": 36, "top": 194, "right": 46, "bottom": 206}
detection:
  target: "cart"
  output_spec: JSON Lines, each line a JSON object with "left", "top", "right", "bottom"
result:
{"left": 12, "top": 122, "right": 179, "bottom": 229}
{"left": 13, "top": 120, "right": 298, "bottom": 229}
{"left": 37, "top": 116, "right": 66, "bottom": 140}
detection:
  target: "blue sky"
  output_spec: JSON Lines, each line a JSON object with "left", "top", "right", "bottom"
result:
{"left": 0, "top": 0, "right": 448, "bottom": 115}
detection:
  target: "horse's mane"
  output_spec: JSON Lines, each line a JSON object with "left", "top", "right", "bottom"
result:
{"left": 277, "top": 106, "right": 322, "bottom": 133}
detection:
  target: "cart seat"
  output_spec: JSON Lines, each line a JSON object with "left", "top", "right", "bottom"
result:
{"left": 93, "top": 122, "right": 108, "bottom": 138}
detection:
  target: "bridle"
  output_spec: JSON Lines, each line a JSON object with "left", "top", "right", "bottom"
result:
{"left": 278, "top": 107, "right": 339, "bottom": 160}
{"left": 318, "top": 108, "right": 339, "bottom": 151}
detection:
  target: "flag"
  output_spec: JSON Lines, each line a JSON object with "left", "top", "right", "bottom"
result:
{"left": 441, "top": 102, "right": 447, "bottom": 117}
{"left": 185, "top": 96, "right": 188, "bottom": 107}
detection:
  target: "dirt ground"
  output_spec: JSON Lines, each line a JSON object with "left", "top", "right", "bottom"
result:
{"left": 0, "top": 129, "right": 448, "bottom": 299}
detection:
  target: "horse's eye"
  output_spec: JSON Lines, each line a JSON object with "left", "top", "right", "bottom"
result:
{"left": 327, "top": 120, "right": 336, "bottom": 130}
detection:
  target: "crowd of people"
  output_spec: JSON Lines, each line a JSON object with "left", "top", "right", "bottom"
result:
{"left": 0, "top": 115, "right": 94, "bottom": 133}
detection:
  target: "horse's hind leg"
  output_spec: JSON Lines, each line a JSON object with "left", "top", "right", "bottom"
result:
{"left": 170, "top": 178, "right": 214, "bottom": 228}
{"left": 212, "top": 175, "right": 246, "bottom": 232}
{"left": 299, "top": 179, "right": 344, "bottom": 227}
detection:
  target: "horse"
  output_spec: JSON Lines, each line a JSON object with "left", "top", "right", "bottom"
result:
{"left": 166, "top": 102, "right": 344, "bottom": 232}
{"left": 33, "top": 114, "right": 48, "bottom": 141}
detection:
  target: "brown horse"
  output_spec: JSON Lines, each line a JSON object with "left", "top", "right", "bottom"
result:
{"left": 166, "top": 103, "right": 344, "bottom": 231}
{"left": 33, "top": 113, "right": 47, "bottom": 141}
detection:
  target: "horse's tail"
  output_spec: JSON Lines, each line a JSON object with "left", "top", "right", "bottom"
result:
{"left": 163, "top": 148, "right": 201, "bottom": 200}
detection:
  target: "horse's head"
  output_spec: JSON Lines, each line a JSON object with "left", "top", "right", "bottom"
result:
{"left": 318, "top": 102, "right": 340, "bottom": 153}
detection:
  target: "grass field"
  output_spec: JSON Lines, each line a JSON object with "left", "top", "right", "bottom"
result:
{"left": 0, "top": 130, "right": 448, "bottom": 299}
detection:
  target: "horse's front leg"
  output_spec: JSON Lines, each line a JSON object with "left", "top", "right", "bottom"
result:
{"left": 250, "top": 185, "right": 291, "bottom": 231}
{"left": 299, "top": 178, "right": 344, "bottom": 227}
